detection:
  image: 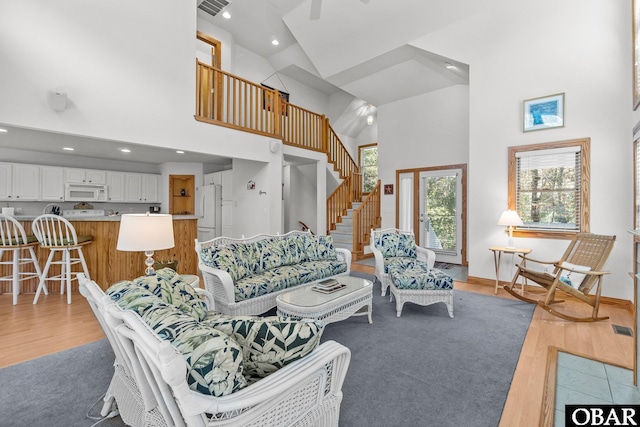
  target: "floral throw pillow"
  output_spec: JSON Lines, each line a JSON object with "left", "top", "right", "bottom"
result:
{"left": 203, "top": 313, "right": 324, "bottom": 383}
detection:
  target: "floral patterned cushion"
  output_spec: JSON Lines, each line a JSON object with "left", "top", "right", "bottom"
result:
{"left": 233, "top": 261, "right": 348, "bottom": 301}
{"left": 374, "top": 232, "right": 417, "bottom": 259}
{"left": 107, "top": 269, "right": 208, "bottom": 321}
{"left": 203, "top": 312, "right": 324, "bottom": 383}
{"left": 316, "top": 236, "right": 338, "bottom": 261}
{"left": 141, "top": 303, "right": 247, "bottom": 397}
{"left": 199, "top": 246, "right": 241, "bottom": 281}
{"left": 383, "top": 256, "right": 420, "bottom": 274}
{"left": 389, "top": 264, "right": 454, "bottom": 290}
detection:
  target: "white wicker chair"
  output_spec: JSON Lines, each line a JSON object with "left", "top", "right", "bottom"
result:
{"left": 369, "top": 228, "right": 435, "bottom": 296}
{"left": 370, "top": 228, "right": 453, "bottom": 318}
{"left": 79, "top": 274, "right": 189, "bottom": 426}
{"left": 80, "top": 274, "right": 352, "bottom": 427}
{"left": 195, "top": 230, "right": 351, "bottom": 316}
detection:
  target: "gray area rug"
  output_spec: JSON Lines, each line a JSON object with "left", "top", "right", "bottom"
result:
{"left": 0, "top": 273, "right": 534, "bottom": 427}
{"left": 325, "top": 272, "right": 535, "bottom": 427}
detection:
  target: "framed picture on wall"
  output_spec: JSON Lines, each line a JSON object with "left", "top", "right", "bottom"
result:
{"left": 523, "top": 93, "right": 565, "bottom": 132}
{"left": 634, "top": 0, "right": 640, "bottom": 110}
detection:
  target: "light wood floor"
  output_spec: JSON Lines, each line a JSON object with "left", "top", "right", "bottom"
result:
{"left": 0, "top": 263, "right": 634, "bottom": 427}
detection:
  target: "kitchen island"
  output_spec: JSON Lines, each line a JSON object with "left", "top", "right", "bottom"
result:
{"left": 1, "top": 215, "right": 198, "bottom": 294}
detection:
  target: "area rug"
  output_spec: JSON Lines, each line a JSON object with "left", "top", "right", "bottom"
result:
{"left": 323, "top": 272, "right": 535, "bottom": 427}
{"left": 0, "top": 273, "right": 534, "bottom": 427}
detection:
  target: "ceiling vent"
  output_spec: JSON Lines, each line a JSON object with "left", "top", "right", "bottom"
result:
{"left": 198, "top": 0, "right": 230, "bottom": 17}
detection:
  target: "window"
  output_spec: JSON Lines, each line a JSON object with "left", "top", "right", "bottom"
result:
{"left": 508, "top": 138, "right": 590, "bottom": 238}
{"left": 359, "top": 144, "right": 378, "bottom": 193}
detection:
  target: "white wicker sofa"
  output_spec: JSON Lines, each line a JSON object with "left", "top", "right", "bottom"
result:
{"left": 79, "top": 269, "right": 351, "bottom": 427}
{"left": 195, "top": 230, "right": 351, "bottom": 316}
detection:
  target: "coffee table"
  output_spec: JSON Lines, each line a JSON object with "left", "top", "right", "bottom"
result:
{"left": 276, "top": 276, "right": 373, "bottom": 325}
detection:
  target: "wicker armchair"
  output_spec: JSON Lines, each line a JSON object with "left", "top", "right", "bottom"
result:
{"left": 369, "top": 228, "right": 436, "bottom": 296}
{"left": 370, "top": 228, "right": 453, "bottom": 317}
{"left": 79, "top": 274, "right": 351, "bottom": 427}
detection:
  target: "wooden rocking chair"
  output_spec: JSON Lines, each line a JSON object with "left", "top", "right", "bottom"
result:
{"left": 503, "top": 233, "right": 616, "bottom": 322}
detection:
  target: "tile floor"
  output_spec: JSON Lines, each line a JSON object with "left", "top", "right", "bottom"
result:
{"left": 554, "top": 352, "right": 640, "bottom": 426}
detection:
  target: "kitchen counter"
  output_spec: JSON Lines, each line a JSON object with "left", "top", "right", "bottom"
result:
{"left": 1, "top": 217, "right": 199, "bottom": 293}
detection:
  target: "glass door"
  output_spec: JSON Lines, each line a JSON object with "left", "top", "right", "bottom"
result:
{"left": 419, "top": 169, "right": 462, "bottom": 264}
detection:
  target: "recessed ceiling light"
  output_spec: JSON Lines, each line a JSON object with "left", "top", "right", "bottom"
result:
{"left": 176, "top": 150, "right": 185, "bottom": 154}
{"left": 120, "top": 148, "right": 131, "bottom": 153}
{"left": 63, "top": 147, "right": 75, "bottom": 151}
{"left": 271, "top": 39, "right": 279, "bottom": 46}
{"left": 222, "top": 11, "right": 231, "bottom": 19}
{"left": 0, "top": 128, "right": 7, "bottom": 133}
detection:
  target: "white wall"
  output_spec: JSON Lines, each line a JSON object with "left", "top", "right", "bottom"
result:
{"left": 0, "top": 0, "right": 283, "bottom": 237}
{"left": 231, "top": 155, "right": 283, "bottom": 238}
{"left": 377, "top": 85, "right": 470, "bottom": 228}
{"left": 462, "top": 0, "right": 633, "bottom": 300}
{"left": 285, "top": 163, "right": 318, "bottom": 233}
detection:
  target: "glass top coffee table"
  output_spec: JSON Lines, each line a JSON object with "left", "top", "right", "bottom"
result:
{"left": 276, "top": 275, "right": 373, "bottom": 325}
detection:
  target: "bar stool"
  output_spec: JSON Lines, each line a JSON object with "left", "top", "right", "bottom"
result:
{"left": 0, "top": 214, "right": 42, "bottom": 305}
{"left": 32, "top": 214, "right": 92, "bottom": 304}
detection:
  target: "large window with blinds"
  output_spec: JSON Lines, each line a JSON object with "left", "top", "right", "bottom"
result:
{"left": 508, "top": 138, "right": 590, "bottom": 238}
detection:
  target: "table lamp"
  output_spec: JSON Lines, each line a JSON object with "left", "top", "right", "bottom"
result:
{"left": 117, "top": 213, "right": 175, "bottom": 275}
{"left": 497, "top": 210, "right": 523, "bottom": 249}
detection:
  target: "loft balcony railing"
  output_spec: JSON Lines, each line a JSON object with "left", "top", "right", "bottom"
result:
{"left": 195, "top": 61, "right": 358, "bottom": 178}
{"left": 196, "top": 61, "right": 379, "bottom": 252}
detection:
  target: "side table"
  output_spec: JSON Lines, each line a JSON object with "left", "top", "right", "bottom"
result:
{"left": 489, "top": 246, "right": 531, "bottom": 295}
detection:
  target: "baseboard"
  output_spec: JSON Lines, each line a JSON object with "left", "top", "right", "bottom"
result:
{"left": 466, "top": 275, "right": 633, "bottom": 312}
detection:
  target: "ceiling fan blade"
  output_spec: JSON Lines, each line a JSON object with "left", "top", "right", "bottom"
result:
{"left": 310, "top": 0, "right": 322, "bottom": 20}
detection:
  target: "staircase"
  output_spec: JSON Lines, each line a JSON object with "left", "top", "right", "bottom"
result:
{"left": 329, "top": 201, "right": 361, "bottom": 252}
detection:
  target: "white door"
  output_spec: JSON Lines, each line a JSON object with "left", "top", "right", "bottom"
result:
{"left": 419, "top": 169, "right": 462, "bottom": 264}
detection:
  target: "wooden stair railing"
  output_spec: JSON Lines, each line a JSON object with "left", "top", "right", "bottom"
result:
{"left": 351, "top": 180, "right": 381, "bottom": 258}
{"left": 326, "top": 173, "right": 361, "bottom": 234}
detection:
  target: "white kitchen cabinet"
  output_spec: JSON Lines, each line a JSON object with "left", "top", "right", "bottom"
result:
{"left": 107, "top": 171, "right": 126, "bottom": 202}
{"left": 221, "top": 170, "right": 232, "bottom": 201}
{"left": 204, "top": 172, "right": 222, "bottom": 186}
{"left": 142, "top": 174, "right": 160, "bottom": 203}
{"left": 40, "top": 166, "right": 65, "bottom": 201}
{"left": 125, "top": 173, "right": 160, "bottom": 203}
{"left": 65, "top": 168, "right": 107, "bottom": 184}
{"left": 11, "top": 163, "right": 40, "bottom": 201}
{"left": 0, "top": 163, "right": 12, "bottom": 201}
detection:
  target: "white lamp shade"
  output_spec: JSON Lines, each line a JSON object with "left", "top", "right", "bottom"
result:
{"left": 497, "top": 210, "right": 524, "bottom": 227}
{"left": 117, "top": 213, "right": 175, "bottom": 252}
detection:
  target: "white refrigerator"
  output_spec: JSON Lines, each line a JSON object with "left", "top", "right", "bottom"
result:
{"left": 198, "top": 184, "right": 222, "bottom": 242}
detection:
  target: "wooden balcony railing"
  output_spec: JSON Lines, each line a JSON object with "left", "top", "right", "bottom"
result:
{"left": 196, "top": 61, "right": 358, "bottom": 179}
{"left": 195, "top": 61, "right": 377, "bottom": 248}
{"left": 352, "top": 180, "right": 381, "bottom": 257}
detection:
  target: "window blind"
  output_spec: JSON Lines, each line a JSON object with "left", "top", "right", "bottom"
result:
{"left": 515, "top": 146, "right": 581, "bottom": 231}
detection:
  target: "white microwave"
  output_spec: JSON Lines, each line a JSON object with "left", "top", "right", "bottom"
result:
{"left": 65, "top": 183, "right": 109, "bottom": 202}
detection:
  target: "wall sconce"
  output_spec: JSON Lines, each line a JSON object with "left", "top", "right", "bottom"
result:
{"left": 367, "top": 115, "right": 374, "bottom": 125}
{"left": 497, "top": 210, "right": 523, "bottom": 249}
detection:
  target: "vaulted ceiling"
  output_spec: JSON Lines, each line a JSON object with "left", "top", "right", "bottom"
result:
{"left": 202, "top": 0, "right": 475, "bottom": 107}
